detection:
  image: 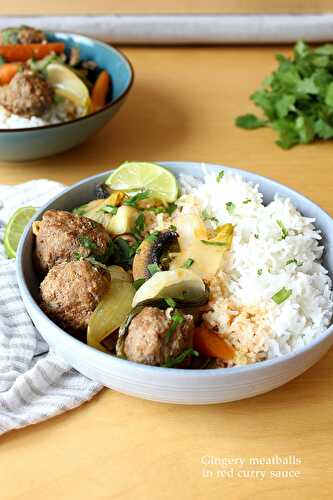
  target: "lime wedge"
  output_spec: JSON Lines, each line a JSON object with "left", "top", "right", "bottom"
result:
{"left": 45, "top": 63, "right": 91, "bottom": 116}
{"left": 105, "top": 162, "right": 179, "bottom": 203}
{"left": 4, "top": 206, "right": 37, "bottom": 259}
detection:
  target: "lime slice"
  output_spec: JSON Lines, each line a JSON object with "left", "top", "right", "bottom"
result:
{"left": 4, "top": 206, "right": 37, "bottom": 259}
{"left": 105, "top": 162, "right": 179, "bottom": 203}
{"left": 45, "top": 63, "right": 91, "bottom": 116}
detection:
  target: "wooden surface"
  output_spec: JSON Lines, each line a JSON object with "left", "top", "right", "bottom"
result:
{"left": 3, "top": 0, "right": 333, "bottom": 15}
{"left": 1, "top": 45, "right": 333, "bottom": 500}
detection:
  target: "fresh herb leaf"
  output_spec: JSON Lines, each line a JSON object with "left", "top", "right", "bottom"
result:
{"left": 254, "top": 234, "right": 259, "bottom": 239}
{"left": 226, "top": 202, "right": 236, "bottom": 215}
{"left": 162, "top": 348, "right": 199, "bottom": 368}
{"left": 134, "top": 212, "right": 145, "bottom": 238}
{"left": 99, "top": 205, "right": 118, "bottom": 215}
{"left": 72, "top": 204, "right": 88, "bottom": 216}
{"left": 145, "top": 231, "right": 160, "bottom": 243}
{"left": 235, "top": 114, "right": 267, "bottom": 129}
{"left": 73, "top": 251, "right": 83, "bottom": 260}
{"left": 257, "top": 269, "right": 263, "bottom": 276}
{"left": 216, "top": 170, "right": 224, "bottom": 182}
{"left": 202, "top": 209, "right": 218, "bottom": 223}
{"left": 147, "top": 263, "right": 161, "bottom": 275}
{"left": 243, "top": 199, "right": 252, "bottom": 204}
{"left": 182, "top": 258, "right": 194, "bottom": 269}
{"left": 78, "top": 235, "right": 98, "bottom": 251}
{"left": 286, "top": 258, "right": 303, "bottom": 267}
{"left": 272, "top": 287, "right": 292, "bottom": 304}
{"left": 201, "top": 240, "right": 227, "bottom": 247}
{"left": 164, "top": 310, "right": 184, "bottom": 344}
{"left": 164, "top": 297, "right": 176, "bottom": 308}
{"left": 123, "top": 190, "right": 150, "bottom": 207}
{"left": 166, "top": 203, "right": 177, "bottom": 216}
{"left": 236, "top": 40, "right": 333, "bottom": 148}
{"left": 113, "top": 237, "right": 138, "bottom": 270}
{"left": 277, "top": 220, "right": 289, "bottom": 240}
{"left": 133, "top": 278, "right": 146, "bottom": 290}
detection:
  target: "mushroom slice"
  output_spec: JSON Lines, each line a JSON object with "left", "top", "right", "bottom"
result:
{"left": 132, "top": 230, "right": 179, "bottom": 281}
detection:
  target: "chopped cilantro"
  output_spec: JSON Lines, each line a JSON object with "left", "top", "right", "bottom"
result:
{"left": 112, "top": 237, "right": 138, "bottom": 270}
{"left": 99, "top": 205, "right": 118, "bottom": 215}
{"left": 182, "top": 258, "right": 194, "bottom": 269}
{"left": 166, "top": 203, "right": 177, "bottom": 216}
{"left": 257, "top": 268, "right": 263, "bottom": 276}
{"left": 235, "top": 40, "right": 333, "bottom": 148}
{"left": 216, "top": 170, "right": 224, "bottom": 182}
{"left": 123, "top": 190, "right": 150, "bottom": 207}
{"left": 201, "top": 240, "right": 227, "bottom": 247}
{"left": 78, "top": 235, "right": 98, "bottom": 251}
{"left": 243, "top": 199, "right": 252, "bottom": 204}
{"left": 162, "top": 348, "right": 199, "bottom": 368}
{"left": 286, "top": 258, "right": 303, "bottom": 267}
{"left": 146, "top": 231, "right": 160, "bottom": 243}
{"left": 226, "top": 202, "right": 236, "bottom": 215}
{"left": 164, "top": 310, "right": 184, "bottom": 344}
{"left": 73, "top": 251, "right": 82, "bottom": 260}
{"left": 134, "top": 212, "right": 145, "bottom": 238}
{"left": 72, "top": 204, "right": 88, "bottom": 216}
{"left": 133, "top": 278, "right": 146, "bottom": 290}
{"left": 272, "top": 287, "right": 292, "bottom": 304}
{"left": 277, "top": 220, "right": 289, "bottom": 240}
{"left": 147, "top": 263, "right": 161, "bottom": 275}
{"left": 164, "top": 297, "right": 176, "bottom": 308}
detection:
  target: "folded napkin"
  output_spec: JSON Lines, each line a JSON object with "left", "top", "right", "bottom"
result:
{"left": 0, "top": 180, "right": 102, "bottom": 435}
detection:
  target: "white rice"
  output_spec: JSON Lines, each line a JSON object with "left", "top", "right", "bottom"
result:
{"left": 179, "top": 169, "right": 333, "bottom": 364}
{"left": 0, "top": 99, "right": 82, "bottom": 129}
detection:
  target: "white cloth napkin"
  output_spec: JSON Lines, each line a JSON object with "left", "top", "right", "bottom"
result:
{"left": 0, "top": 14, "right": 333, "bottom": 44}
{"left": 0, "top": 180, "right": 102, "bottom": 435}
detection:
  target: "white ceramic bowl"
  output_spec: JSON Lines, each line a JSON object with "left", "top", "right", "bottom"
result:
{"left": 16, "top": 162, "right": 333, "bottom": 404}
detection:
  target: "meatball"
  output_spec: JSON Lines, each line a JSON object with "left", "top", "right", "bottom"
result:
{"left": 33, "top": 210, "right": 112, "bottom": 274}
{"left": 124, "top": 307, "right": 194, "bottom": 366}
{"left": 17, "top": 26, "right": 46, "bottom": 45}
{"left": 0, "top": 26, "right": 46, "bottom": 45}
{"left": 40, "top": 260, "right": 110, "bottom": 331}
{"left": 0, "top": 72, "right": 53, "bottom": 118}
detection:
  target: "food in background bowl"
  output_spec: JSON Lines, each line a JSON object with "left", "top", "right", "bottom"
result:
{"left": 0, "top": 25, "right": 111, "bottom": 128}
{"left": 30, "top": 162, "right": 333, "bottom": 370}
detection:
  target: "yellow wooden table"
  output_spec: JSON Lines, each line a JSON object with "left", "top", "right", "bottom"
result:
{"left": 1, "top": 45, "right": 333, "bottom": 500}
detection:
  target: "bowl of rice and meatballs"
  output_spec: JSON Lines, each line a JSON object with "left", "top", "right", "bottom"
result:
{"left": 16, "top": 162, "right": 333, "bottom": 404}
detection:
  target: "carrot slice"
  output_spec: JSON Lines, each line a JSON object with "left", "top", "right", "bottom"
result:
{"left": 91, "top": 70, "right": 110, "bottom": 111}
{"left": 193, "top": 325, "right": 235, "bottom": 361}
{"left": 0, "top": 43, "right": 65, "bottom": 62}
{"left": 0, "top": 63, "right": 20, "bottom": 85}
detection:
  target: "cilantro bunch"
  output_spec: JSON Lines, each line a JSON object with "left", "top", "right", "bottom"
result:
{"left": 236, "top": 41, "right": 333, "bottom": 149}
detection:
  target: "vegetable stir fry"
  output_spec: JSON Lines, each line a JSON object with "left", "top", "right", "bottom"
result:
{"left": 33, "top": 162, "right": 235, "bottom": 369}
{"left": 0, "top": 25, "right": 111, "bottom": 123}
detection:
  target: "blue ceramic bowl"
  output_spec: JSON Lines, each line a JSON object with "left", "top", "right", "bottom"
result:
{"left": 0, "top": 32, "right": 134, "bottom": 161}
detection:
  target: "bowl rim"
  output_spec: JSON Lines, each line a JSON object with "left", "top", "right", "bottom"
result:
{"left": 16, "top": 161, "right": 333, "bottom": 380}
{"left": 0, "top": 31, "right": 134, "bottom": 133}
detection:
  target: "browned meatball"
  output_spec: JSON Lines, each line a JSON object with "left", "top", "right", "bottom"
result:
{"left": 40, "top": 260, "right": 110, "bottom": 331}
{"left": 0, "top": 26, "right": 46, "bottom": 45}
{"left": 0, "top": 72, "right": 53, "bottom": 118}
{"left": 33, "top": 209, "right": 112, "bottom": 274}
{"left": 17, "top": 26, "right": 46, "bottom": 44}
{"left": 124, "top": 307, "right": 194, "bottom": 366}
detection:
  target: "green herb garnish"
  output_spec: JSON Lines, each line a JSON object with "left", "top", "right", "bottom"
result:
{"left": 164, "top": 310, "right": 184, "bottom": 344}
{"left": 243, "top": 199, "right": 252, "bottom": 204}
{"left": 216, "top": 170, "right": 224, "bottom": 182}
{"left": 162, "top": 348, "right": 199, "bottom": 368}
{"left": 72, "top": 204, "right": 88, "bottom": 216}
{"left": 235, "top": 40, "right": 333, "bottom": 148}
{"left": 286, "top": 258, "right": 303, "bottom": 267}
{"left": 182, "top": 258, "right": 194, "bottom": 269}
{"left": 164, "top": 297, "right": 176, "bottom": 308}
{"left": 133, "top": 278, "right": 146, "bottom": 290}
{"left": 78, "top": 235, "right": 98, "bottom": 251}
{"left": 166, "top": 203, "right": 177, "bottom": 216}
{"left": 112, "top": 237, "right": 138, "bottom": 270}
{"left": 73, "top": 251, "right": 83, "bottom": 260}
{"left": 123, "top": 190, "right": 150, "bottom": 207}
{"left": 99, "top": 205, "right": 118, "bottom": 215}
{"left": 145, "top": 231, "right": 160, "bottom": 243}
{"left": 277, "top": 220, "right": 289, "bottom": 240}
{"left": 257, "top": 268, "right": 263, "bottom": 276}
{"left": 200, "top": 240, "right": 227, "bottom": 247}
{"left": 272, "top": 287, "right": 292, "bottom": 304}
{"left": 134, "top": 212, "right": 145, "bottom": 238}
{"left": 226, "top": 202, "right": 236, "bottom": 215}
{"left": 147, "top": 263, "right": 161, "bottom": 275}
{"left": 202, "top": 209, "right": 218, "bottom": 224}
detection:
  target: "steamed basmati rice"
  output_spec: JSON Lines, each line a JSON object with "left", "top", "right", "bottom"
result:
{"left": 178, "top": 169, "right": 333, "bottom": 365}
